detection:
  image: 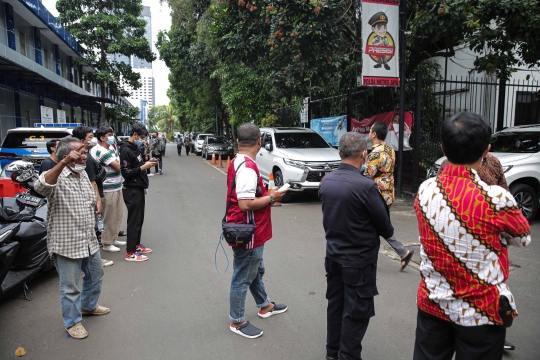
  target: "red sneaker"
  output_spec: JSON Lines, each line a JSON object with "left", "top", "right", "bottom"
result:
{"left": 136, "top": 244, "right": 153, "bottom": 254}
{"left": 125, "top": 251, "right": 148, "bottom": 262}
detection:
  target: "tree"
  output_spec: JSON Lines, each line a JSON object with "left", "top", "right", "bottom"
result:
{"left": 56, "top": 0, "right": 155, "bottom": 122}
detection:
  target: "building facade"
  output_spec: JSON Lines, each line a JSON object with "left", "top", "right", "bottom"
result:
{"left": 0, "top": 0, "right": 134, "bottom": 138}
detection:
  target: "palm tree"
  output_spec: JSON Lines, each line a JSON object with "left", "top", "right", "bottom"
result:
{"left": 155, "top": 104, "right": 178, "bottom": 134}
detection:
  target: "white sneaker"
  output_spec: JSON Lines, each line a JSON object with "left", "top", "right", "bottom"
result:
{"left": 113, "top": 239, "right": 126, "bottom": 246}
{"left": 102, "top": 244, "right": 120, "bottom": 252}
{"left": 102, "top": 258, "right": 114, "bottom": 267}
{"left": 148, "top": 173, "right": 154, "bottom": 177}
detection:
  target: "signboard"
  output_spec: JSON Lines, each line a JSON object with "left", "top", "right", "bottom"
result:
{"left": 57, "top": 109, "right": 66, "bottom": 124}
{"left": 40, "top": 106, "right": 54, "bottom": 124}
{"left": 361, "top": 0, "right": 400, "bottom": 87}
{"left": 351, "top": 110, "right": 413, "bottom": 150}
{"left": 310, "top": 115, "right": 347, "bottom": 147}
{"left": 300, "top": 97, "right": 309, "bottom": 123}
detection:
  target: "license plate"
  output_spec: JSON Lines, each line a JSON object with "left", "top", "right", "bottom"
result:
{"left": 27, "top": 158, "right": 43, "bottom": 165}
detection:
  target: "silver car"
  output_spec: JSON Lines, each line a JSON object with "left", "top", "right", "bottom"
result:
{"left": 427, "top": 125, "right": 540, "bottom": 221}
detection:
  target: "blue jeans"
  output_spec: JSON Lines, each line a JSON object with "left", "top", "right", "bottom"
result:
{"left": 229, "top": 245, "right": 270, "bottom": 323}
{"left": 55, "top": 251, "right": 104, "bottom": 329}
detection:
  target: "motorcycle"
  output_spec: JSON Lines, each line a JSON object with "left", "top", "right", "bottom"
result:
{"left": 0, "top": 160, "right": 51, "bottom": 300}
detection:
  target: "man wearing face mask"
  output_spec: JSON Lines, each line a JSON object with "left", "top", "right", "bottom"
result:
{"left": 319, "top": 132, "right": 393, "bottom": 360}
{"left": 119, "top": 124, "right": 157, "bottom": 262}
{"left": 89, "top": 126, "right": 126, "bottom": 253}
{"left": 363, "top": 122, "right": 414, "bottom": 271}
{"left": 34, "top": 137, "right": 110, "bottom": 339}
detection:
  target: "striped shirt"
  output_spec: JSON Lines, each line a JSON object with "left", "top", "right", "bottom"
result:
{"left": 92, "top": 144, "right": 122, "bottom": 192}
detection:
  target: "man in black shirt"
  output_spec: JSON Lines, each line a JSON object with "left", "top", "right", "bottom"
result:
{"left": 39, "top": 139, "right": 60, "bottom": 174}
{"left": 119, "top": 124, "right": 157, "bottom": 262}
{"left": 319, "top": 132, "right": 394, "bottom": 360}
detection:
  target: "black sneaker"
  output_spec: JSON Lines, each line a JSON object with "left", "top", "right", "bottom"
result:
{"left": 504, "top": 340, "right": 516, "bottom": 351}
{"left": 258, "top": 302, "right": 288, "bottom": 318}
{"left": 229, "top": 321, "right": 263, "bottom": 339}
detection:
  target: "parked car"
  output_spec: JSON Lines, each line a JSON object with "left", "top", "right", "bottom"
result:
{"left": 0, "top": 128, "right": 71, "bottom": 170}
{"left": 202, "top": 136, "right": 234, "bottom": 160}
{"left": 195, "top": 133, "right": 213, "bottom": 155}
{"left": 427, "top": 125, "right": 540, "bottom": 221}
{"left": 258, "top": 127, "right": 341, "bottom": 202}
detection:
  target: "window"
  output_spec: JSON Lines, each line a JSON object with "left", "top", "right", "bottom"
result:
{"left": 514, "top": 91, "right": 540, "bottom": 126}
{"left": 490, "top": 131, "right": 540, "bottom": 153}
{"left": 19, "top": 31, "right": 27, "bottom": 57}
{"left": 44, "top": 49, "right": 50, "bottom": 69}
{"left": 60, "top": 59, "right": 65, "bottom": 77}
{"left": 274, "top": 132, "right": 331, "bottom": 149}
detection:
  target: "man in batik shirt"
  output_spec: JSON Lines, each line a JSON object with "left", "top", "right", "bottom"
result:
{"left": 414, "top": 112, "right": 530, "bottom": 360}
{"left": 364, "top": 121, "right": 414, "bottom": 270}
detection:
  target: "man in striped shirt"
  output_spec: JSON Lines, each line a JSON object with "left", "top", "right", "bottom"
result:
{"left": 92, "top": 126, "right": 126, "bottom": 252}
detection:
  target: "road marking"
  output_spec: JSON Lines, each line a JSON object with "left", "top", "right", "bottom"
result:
{"left": 204, "top": 160, "right": 227, "bottom": 176}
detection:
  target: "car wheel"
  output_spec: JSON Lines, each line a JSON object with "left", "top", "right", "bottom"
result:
{"left": 273, "top": 170, "right": 292, "bottom": 203}
{"left": 510, "top": 183, "right": 538, "bottom": 221}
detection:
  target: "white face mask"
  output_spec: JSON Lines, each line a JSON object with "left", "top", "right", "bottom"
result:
{"left": 70, "top": 164, "right": 86, "bottom": 173}
{"left": 88, "top": 138, "right": 98, "bottom": 147}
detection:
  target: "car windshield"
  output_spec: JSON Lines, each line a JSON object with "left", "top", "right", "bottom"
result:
{"left": 275, "top": 133, "right": 330, "bottom": 149}
{"left": 207, "top": 137, "right": 225, "bottom": 144}
{"left": 490, "top": 132, "right": 540, "bottom": 153}
{"left": 2, "top": 132, "right": 69, "bottom": 149}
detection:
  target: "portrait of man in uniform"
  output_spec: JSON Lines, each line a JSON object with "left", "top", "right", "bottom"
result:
{"left": 367, "top": 12, "right": 393, "bottom": 70}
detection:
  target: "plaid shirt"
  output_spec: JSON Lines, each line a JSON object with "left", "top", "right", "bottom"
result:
{"left": 35, "top": 167, "right": 99, "bottom": 259}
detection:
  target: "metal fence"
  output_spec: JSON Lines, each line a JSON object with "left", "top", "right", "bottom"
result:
{"left": 272, "top": 75, "right": 540, "bottom": 196}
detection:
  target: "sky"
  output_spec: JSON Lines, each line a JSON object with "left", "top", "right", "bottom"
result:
{"left": 41, "top": 0, "right": 172, "bottom": 107}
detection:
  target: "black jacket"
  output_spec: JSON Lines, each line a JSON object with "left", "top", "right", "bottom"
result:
{"left": 319, "top": 163, "right": 394, "bottom": 267}
{"left": 119, "top": 140, "right": 149, "bottom": 189}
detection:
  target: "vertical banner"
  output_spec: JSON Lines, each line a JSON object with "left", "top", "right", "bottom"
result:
{"left": 362, "top": 0, "right": 400, "bottom": 87}
{"left": 57, "top": 109, "right": 66, "bottom": 124}
{"left": 40, "top": 106, "right": 54, "bottom": 124}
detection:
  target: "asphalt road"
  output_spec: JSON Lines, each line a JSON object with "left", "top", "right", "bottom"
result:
{"left": 0, "top": 143, "right": 539, "bottom": 359}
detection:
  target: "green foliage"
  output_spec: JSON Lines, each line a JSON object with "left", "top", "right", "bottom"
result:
{"left": 56, "top": 0, "right": 155, "bottom": 120}
{"left": 105, "top": 103, "right": 139, "bottom": 124}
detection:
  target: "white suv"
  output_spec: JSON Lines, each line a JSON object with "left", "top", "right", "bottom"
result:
{"left": 427, "top": 125, "right": 540, "bottom": 221}
{"left": 258, "top": 127, "right": 340, "bottom": 202}
{"left": 195, "top": 133, "right": 213, "bottom": 155}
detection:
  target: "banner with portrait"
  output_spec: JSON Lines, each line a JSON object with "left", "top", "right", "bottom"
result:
{"left": 351, "top": 110, "right": 414, "bottom": 150}
{"left": 361, "top": 0, "right": 400, "bottom": 87}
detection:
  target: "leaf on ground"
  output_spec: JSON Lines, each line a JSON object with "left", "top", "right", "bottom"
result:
{"left": 15, "top": 347, "right": 26, "bottom": 357}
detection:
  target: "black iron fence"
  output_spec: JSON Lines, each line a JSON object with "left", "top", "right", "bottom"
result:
{"left": 271, "top": 75, "right": 540, "bottom": 196}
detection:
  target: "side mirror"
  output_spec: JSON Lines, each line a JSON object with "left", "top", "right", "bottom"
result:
{"left": 264, "top": 143, "right": 272, "bottom": 151}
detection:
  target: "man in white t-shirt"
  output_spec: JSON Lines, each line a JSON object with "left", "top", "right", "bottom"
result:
{"left": 92, "top": 126, "right": 126, "bottom": 252}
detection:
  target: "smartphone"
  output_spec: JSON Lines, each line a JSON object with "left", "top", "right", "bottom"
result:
{"left": 278, "top": 183, "right": 291, "bottom": 192}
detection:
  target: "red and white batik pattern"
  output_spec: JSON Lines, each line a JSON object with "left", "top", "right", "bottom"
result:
{"left": 415, "top": 165, "right": 530, "bottom": 326}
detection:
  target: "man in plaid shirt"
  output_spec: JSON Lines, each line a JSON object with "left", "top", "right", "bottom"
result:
{"left": 35, "top": 137, "right": 110, "bottom": 340}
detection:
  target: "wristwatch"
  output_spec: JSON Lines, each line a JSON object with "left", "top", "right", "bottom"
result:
{"left": 269, "top": 194, "right": 275, "bottom": 206}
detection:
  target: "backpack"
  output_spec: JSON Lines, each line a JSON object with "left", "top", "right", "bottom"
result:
{"left": 158, "top": 138, "right": 166, "bottom": 152}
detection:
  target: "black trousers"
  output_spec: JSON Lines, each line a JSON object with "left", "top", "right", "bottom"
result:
{"left": 153, "top": 154, "right": 163, "bottom": 173}
{"left": 413, "top": 309, "right": 506, "bottom": 360}
{"left": 123, "top": 188, "right": 145, "bottom": 253}
{"left": 326, "top": 258, "right": 377, "bottom": 360}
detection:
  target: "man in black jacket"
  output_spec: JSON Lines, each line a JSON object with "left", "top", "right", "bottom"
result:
{"left": 119, "top": 124, "right": 157, "bottom": 262}
{"left": 319, "top": 132, "right": 394, "bottom": 360}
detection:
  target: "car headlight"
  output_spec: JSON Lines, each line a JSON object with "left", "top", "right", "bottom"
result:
{"left": 502, "top": 165, "right": 513, "bottom": 173}
{"left": 283, "top": 159, "right": 306, "bottom": 169}
{"left": 207, "top": 146, "right": 215, "bottom": 151}
{"left": 227, "top": 146, "right": 233, "bottom": 150}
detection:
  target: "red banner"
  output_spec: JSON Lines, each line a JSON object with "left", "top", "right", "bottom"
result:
{"left": 365, "top": 45, "right": 396, "bottom": 57}
{"left": 362, "top": 77, "right": 400, "bottom": 87}
{"left": 351, "top": 111, "right": 413, "bottom": 134}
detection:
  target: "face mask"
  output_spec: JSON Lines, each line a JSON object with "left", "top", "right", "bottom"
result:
{"left": 70, "top": 164, "right": 86, "bottom": 173}
{"left": 134, "top": 139, "right": 144, "bottom": 146}
{"left": 107, "top": 136, "right": 115, "bottom": 145}
{"left": 360, "top": 164, "right": 366, "bottom": 173}
{"left": 88, "top": 138, "right": 98, "bottom": 147}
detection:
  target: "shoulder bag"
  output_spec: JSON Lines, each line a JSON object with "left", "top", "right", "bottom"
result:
{"left": 221, "top": 160, "right": 257, "bottom": 246}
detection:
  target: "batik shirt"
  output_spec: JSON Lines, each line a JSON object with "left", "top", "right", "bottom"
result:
{"left": 415, "top": 165, "right": 531, "bottom": 326}
{"left": 364, "top": 142, "right": 395, "bottom": 205}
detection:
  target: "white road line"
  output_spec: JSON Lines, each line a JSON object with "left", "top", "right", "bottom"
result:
{"left": 204, "top": 160, "right": 227, "bottom": 176}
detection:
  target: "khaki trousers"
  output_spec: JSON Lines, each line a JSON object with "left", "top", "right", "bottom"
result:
{"left": 101, "top": 189, "right": 124, "bottom": 245}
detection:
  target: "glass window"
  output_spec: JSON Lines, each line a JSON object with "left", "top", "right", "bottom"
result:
{"left": 19, "top": 32, "right": 27, "bottom": 57}
{"left": 207, "top": 137, "right": 224, "bottom": 144}
{"left": 490, "top": 131, "right": 540, "bottom": 153}
{"left": 274, "top": 132, "right": 330, "bottom": 149}
{"left": 2, "top": 132, "right": 70, "bottom": 149}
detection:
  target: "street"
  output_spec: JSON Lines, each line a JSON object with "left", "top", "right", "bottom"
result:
{"left": 1, "top": 143, "right": 539, "bottom": 360}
